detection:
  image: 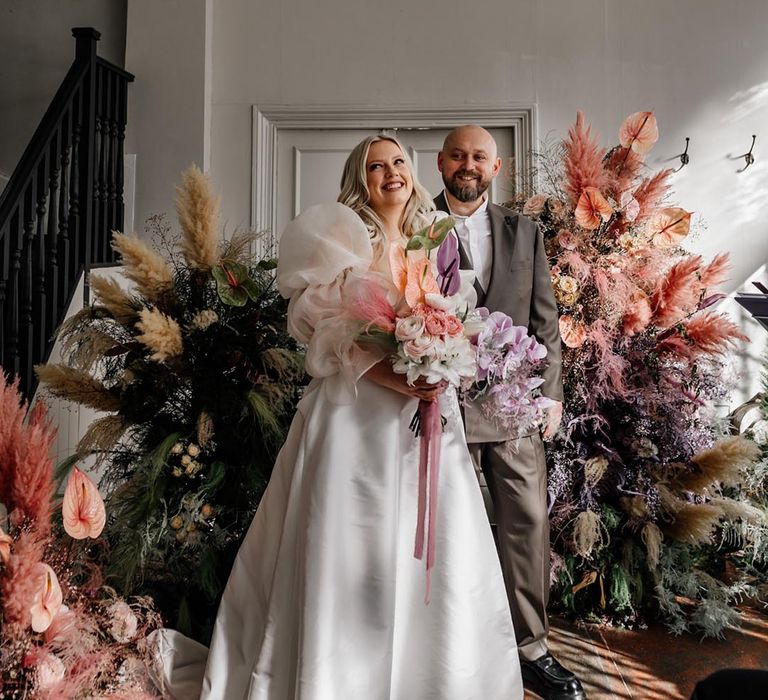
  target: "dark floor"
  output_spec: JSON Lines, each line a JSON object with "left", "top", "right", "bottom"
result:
{"left": 525, "top": 606, "right": 768, "bottom": 699}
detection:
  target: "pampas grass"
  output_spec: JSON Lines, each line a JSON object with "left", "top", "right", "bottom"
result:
{"left": 699, "top": 253, "right": 731, "bottom": 290}
{"left": 665, "top": 501, "right": 724, "bottom": 544}
{"left": 176, "top": 165, "right": 220, "bottom": 270}
{"left": 573, "top": 509, "right": 606, "bottom": 558}
{"left": 90, "top": 274, "right": 139, "bottom": 323}
{"left": 678, "top": 436, "right": 761, "bottom": 491}
{"left": 112, "top": 231, "right": 174, "bottom": 301}
{"left": 563, "top": 112, "right": 607, "bottom": 207}
{"left": 657, "top": 312, "right": 748, "bottom": 358}
{"left": 76, "top": 414, "right": 130, "bottom": 459}
{"left": 35, "top": 364, "right": 121, "bottom": 413}
{"left": 642, "top": 522, "right": 663, "bottom": 569}
{"left": 651, "top": 257, "right": 703, "bottom": 328}
{"left": 135, "top": 308, "right": 183, "bottom": 362}
{"left": 633, "top": 169, "right": 672, "bottom": 225}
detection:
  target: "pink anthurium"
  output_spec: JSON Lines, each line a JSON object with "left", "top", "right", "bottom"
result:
{"left": 574, "top": 187, "right": 613, "bottom": 230}
{"left": 619, "top": 111, "right": 659, "bottom": 154}
{"left": 405, "top": 256, "right": 440, "bottom": 309}
{"left": 650, "top": 207, "right": 692, "bottom": 248}
{"left": 62, "top": 467, "right": 106, "bottom": 540}
{"left": 30, "top": 563, "right": 63, "bottom": 633}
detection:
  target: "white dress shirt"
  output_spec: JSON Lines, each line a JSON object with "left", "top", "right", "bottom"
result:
{"left": 445, "top": 193, "right": 493, "bottom": 292}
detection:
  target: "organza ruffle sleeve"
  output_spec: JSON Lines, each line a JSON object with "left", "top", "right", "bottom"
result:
{"left": 277, "top": 203, "right": 386, "bottom": 404}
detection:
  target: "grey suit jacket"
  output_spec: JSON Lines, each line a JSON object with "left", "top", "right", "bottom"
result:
{"left": 434, "top": 192, "right": 563, "bottom": 442}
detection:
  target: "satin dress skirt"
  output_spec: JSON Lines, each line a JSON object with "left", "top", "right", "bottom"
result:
{"left": 200, "top": 377, "right": 522, "bottom": 700}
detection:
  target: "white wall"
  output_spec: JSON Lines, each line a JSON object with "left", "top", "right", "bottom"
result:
{"left": 0, "top": 0, "right": 127, "bottom": 177}
{"left": 126, "top": 0, "right": 768, "bottom": 404}
{"left": 125, "top": 0, "right": 213, "bottom": 235}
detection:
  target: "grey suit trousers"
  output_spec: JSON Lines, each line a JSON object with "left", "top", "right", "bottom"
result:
{"left": 468, "top": 434, "right": 550, "bottom": 662}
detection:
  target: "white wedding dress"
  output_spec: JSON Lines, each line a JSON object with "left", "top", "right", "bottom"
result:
{"left": 195, "top": 204, "right": 522, "bottom": 699}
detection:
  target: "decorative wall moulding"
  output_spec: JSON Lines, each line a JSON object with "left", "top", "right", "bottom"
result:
{"left": 251, "top": 103, "right": 538, "bottom": 241}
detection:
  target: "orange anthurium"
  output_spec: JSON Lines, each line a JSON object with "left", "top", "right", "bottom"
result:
{"left": 389, "top": 243, "right": 408, "bottom": 294}
{"left": 30, "top": 563, "right": 63, "bottom": 633}
{"left": 619, "top": 111, "right": 659, "bottom": 155}
{"left": 404, "top": 255, "right": 440, "bottom": 309}
{"left": 62, "top": 467, "right": 106, "bottom": 540}
{"left": 650, "top": 207, "right": 692, "bottom": 248}
{"left": 0, "top": 527, "right": 11, "bottom": 564}
{"left": 574, "top": 188, "right": 613, "bottom": 230}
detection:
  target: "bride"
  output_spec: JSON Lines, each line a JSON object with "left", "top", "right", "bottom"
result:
{"left": 199, "top": 135, "right": 523, "bottom": 699}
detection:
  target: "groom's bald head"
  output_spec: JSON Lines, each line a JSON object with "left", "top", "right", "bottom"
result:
{"left": 439, "top": 125, "right": 502, "bottom": 204}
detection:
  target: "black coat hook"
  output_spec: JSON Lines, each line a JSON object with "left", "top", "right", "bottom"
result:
{"left": 673, "top": 137, "right": 690, "bottom": 172}
{"left": 737, "top": 135, "right": 757, "bottom": 172}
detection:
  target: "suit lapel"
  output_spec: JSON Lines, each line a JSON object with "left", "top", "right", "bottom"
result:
{"left": 486, "top": 204, "right": 516, "bottom": 301}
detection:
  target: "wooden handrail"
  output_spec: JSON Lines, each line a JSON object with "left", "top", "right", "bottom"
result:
{"left": 0, "top": 27, "right": 135, "bottom": 398}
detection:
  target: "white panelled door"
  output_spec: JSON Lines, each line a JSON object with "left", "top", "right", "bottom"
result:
{"left": 275, "top": 127, "right": 515, "bottom": 237}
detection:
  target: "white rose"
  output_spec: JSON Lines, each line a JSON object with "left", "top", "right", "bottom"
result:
{"left": 395, "top": 315, "right": 425, "bottom": 342}
{"left": 558, "top": 275, "right": 579, "bottom": 294}
{"left": 170, "top": 442, "right": 184, "bottom": 455}
{"left": 751, "top": 419, "right": 768, "bottom": 445}
{"left": 108, "top": 601, "right": 138, "bottom": 643}
{"left": 187, "top": 443, "right": 200, "bottom": 457}
{"left": 36, "top": 653, "right": 66, "bottom": 689}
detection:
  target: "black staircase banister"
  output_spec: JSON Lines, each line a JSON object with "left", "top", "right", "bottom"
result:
{"left": 0, "top": 61, "right": 88, "bottom": 228}
{"left": 95, "top": 57, "right": 136, "bottom": 82}
{"left": 0, "top": 27, "right": 135, "bottom": 398}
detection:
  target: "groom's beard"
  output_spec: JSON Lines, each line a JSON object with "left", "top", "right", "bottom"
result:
{"left": 443, "top": 169, "right": 492, "bottom": 203}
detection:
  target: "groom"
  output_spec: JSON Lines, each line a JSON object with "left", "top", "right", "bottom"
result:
{"left": 434, "top": 125, "right": 585, "bottom": 700}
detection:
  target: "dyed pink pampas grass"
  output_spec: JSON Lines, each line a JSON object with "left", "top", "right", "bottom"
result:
{"left": 563, "top": 112, "right": 608, "bottom": 208}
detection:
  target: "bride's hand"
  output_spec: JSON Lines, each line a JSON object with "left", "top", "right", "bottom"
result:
{"left": 365, "top": 361, "right": 448, "bottom": 401}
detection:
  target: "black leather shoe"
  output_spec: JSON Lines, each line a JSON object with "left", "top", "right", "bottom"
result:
{"left": 520, "top": 653, "right": 586, "bottom": 699}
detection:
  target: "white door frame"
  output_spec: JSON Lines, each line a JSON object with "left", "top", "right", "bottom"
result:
{"left": 251, "top": 104, "right": 537, "bottom": 239}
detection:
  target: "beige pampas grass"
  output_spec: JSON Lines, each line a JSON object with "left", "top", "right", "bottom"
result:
{"left": 220, "top": 230, "right": 263, "bottom": 264}
{"left": 76, "top": 414, "right": 130, "bottom": 458}
{"left": 710, "top": 496, "right": 766, "bottom": 526}
{"left": 196, "top": 411, "right": 215, "bottom": 448}
{"left": 642, "top": 522, "right": 663, "bottom": 569}
{"left": 35, "top": 364, "right": 121, "bottom": 412}
{"left": 665, "top": 502, "right": 724, "bottom": 544}
{"left": 90, "top": 274, "right": 138, "bottom": 323}
{"left": 672, "top": 437, "right": 761, "bottom": 493}
{"left": 60, "top": 328, "right": 122, "bottom": 372}
{"left": 583, "top": 456, "right": 609, "bottom": 487}
{"left": 573, "top": 510, "right": 606, "bottom": 558}
{"left": 112, "top": 231, "right": 174, "bottom": 301}
{"left": 135, "top": 308, "right": 183, "bottom": 362}
{"left": 176, "top": 165, "right": 220, "bottom": 270}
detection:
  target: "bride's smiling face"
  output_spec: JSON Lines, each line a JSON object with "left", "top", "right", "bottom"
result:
{"left": 365, "top": 140, "right": 413, "bottom": 215}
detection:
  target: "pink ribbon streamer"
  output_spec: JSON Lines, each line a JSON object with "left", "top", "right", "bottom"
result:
{"left": 413, "top": 398, "right": 442, "bottom": 604}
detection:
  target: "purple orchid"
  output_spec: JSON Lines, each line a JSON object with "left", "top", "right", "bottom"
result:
{"left": 436, "top": 233, "right": 461, "bottom": 296}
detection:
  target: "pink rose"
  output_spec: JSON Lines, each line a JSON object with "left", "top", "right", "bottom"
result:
{"left": 445, "top": 315, "right": 463, "bottom": 336}
{"left": 395, "top": 315, "right": 426, "bottom": 342}
{"left": 556, "top": 229, "right": 578, "bottom": 251}
{"left": 523, "top": 194, "right": 547, "bottom": 217}
{"left": 559, "top": 315, "right": 587, "bottom": 348}
{"left": 403, "top": 335, "right": 436, "bottom": 360}
{"left": 424, "top": 312, "right": 448, "bottom": 337}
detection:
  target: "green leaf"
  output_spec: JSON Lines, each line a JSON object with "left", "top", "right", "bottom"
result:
{"left": 257, "top": 258, "right": 278, "bottom": 271}
{"left": 405, "top": 216, "right": 455, "bottom": 252}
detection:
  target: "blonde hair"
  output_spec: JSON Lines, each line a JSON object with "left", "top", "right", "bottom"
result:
{"left": 338, "top": 135, "right": 435, "bottom": 253}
